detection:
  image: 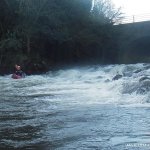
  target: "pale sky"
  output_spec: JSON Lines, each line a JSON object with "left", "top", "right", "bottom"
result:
{"left": 113, "top": 0, "right": 150, "bottom": 16}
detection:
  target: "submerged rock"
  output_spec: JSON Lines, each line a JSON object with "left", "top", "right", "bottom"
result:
{"left": 112, "top": 74, "right": 122, "bottom": 80}
{"left": 122, "top": 83, "right": 138, "bottom": 94}
{"left": 105, "top": 79, "right": 110, "bottom": 82}
{"left": 122, "top": 79, "right": 150, "bottom": 95}
{"left": 137, "top": 80, "right": 150, "bottom": 94}
{"left": 134, "top": 69, "right": 142, "bottom": 73}
{"left": 144, "top": 64, "right": 150, "bottom": 70}
{"left": 139, "top": 76, "right": 150, "bottom": 82}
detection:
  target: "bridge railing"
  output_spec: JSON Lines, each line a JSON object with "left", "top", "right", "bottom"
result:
{"left": 116, "top": 13, "right": 150, "bottom": 25}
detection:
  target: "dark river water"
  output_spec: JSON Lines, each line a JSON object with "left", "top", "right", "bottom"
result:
{"left": 1, "top": 64, "right": 150, "bottom": 150}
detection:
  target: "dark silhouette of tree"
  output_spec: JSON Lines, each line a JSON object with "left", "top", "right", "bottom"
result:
{"left": 0, "top": 0, "right": 122, "bottom": 74}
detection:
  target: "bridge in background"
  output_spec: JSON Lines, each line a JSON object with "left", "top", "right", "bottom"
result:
{"left": 115, "top": 15, "right": 150, "bottom": 63}
{"left": 117, "top": 13, "right": 150, "bottom": 24}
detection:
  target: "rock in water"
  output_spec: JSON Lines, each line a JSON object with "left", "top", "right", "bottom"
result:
{"left": 137, "top": 80, "right": 150, "bottom": 94}
{"left": 139, "top": 76, "right": 150, "bottom": 82}
{"left": 112, "top": 74, "right": 122, "bottom": 80}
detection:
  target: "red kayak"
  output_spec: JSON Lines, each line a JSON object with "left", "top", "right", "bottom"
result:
{"left": 11, "top": 74, "right": 22, "bottom": 79}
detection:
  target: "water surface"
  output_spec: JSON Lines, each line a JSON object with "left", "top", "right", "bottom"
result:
{"left": 1, "top": 64, "right": 150, "bottom": 150}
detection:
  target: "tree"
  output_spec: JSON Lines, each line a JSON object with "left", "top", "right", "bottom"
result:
{"left": 0, "top": 0, "right": 123, "bottom": 74}
{"left": 91, "top": 0, "right": 122, "bottom": 24}
{"left": 16, "top": 0, "right": 49, "bottom": 55}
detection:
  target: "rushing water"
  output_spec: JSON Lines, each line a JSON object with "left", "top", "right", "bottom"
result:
{"left": 1, "top": 63, "right": 150, "bottom": 150}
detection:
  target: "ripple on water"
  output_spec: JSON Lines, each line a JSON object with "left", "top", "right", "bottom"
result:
{"left": 1, "top": 64, "right": 150, "bottom": 149}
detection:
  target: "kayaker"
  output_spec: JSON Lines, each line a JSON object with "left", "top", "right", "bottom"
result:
{"left": 12, "top": 64, "right": 26, "bottom": 79}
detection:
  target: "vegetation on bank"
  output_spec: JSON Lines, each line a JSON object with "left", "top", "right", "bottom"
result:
{"left": 0, "top": 0, "right": 122, "bottom": 74}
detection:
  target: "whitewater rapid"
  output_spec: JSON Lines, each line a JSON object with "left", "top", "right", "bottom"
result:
{"left": 1, "top": 63, "right": 150, "bottom": 149}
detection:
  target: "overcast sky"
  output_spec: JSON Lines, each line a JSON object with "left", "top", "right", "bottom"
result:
{"left": 113, "top": 0, "right": 150, "bottom": 16}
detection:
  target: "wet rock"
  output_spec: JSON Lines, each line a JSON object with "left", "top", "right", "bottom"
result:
{"left": 122, "top": 83, "right": 138, "bottom": 94}
{"left": 24, "top": 60, "right": 49, "bottom": 75}
{"left": 123, "top": 79, "right": 150, "bottom": 95}
{"left": 137, "top": 80, "right": 150, "bottom": 94}
{"left": 144, "top": 64, "right": 150, "bottom": 70}
{"left": 134, "top": 69, "right": 142, "bottom": 73}
{"left": 105, "top": 79, "right": 110, "bottom": 82}
{"left": 122, "top": 72, "right": 132, "bottom": 77}
{"left": 97, "top": 76, "right": 103, "bottom": 79}
{"left": 112, "top": 74, "right": 122, "bottom": 80}
{"left": 84, "top": 81, "right": 92, "bottom": 84}
{"left": 139, "top": 76, "right": 150, "bottom": 82}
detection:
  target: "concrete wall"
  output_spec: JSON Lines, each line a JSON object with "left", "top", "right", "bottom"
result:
{"left": 116, "top": 21, "right": 150, "bottom": 63}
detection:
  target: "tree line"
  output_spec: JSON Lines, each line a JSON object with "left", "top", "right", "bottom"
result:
{"left": 0, "top": 0, "right": 122, "bottom": 74}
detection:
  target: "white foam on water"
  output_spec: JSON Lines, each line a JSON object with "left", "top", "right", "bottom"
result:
{"left": 1, "top": 63, "right": 150, "bottom": 149}
{"left": 1, "top": 63, "right": 150, "bottom": 106}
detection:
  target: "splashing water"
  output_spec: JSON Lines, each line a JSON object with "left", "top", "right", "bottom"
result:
{"left": 1, "top": 64, "right": 150, "bottom": 149}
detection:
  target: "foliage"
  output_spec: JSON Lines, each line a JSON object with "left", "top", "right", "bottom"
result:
{"left": 0, "top": 0, "right": 122, "bottom": 74}
{"left": 92, "top": 0, "right": 123, "bottom": 24}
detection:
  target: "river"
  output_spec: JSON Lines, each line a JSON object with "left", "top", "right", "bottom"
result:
{"left": 1, "top": 64, "right": 150, "bottom": 150}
